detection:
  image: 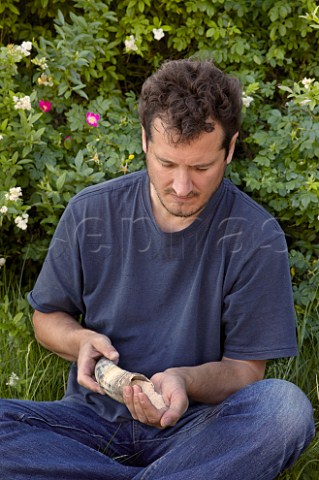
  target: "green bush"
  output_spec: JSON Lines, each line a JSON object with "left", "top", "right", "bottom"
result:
{"left": 0, "top": 0, "right": 318, "bottom": 308}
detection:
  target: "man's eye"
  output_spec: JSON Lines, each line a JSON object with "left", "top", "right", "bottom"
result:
{"left": 195, "top": 166, "right": 209, "bottom": 171}
{"left": 160, "top": 162, "right": 173, "bottom": 168}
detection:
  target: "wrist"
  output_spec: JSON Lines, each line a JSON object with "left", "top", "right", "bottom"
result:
{"left": 165, "top": 366, "right": 194, "bottom": 396}
{"left": 70, "top": 328, "right": 98, "bottom": 357}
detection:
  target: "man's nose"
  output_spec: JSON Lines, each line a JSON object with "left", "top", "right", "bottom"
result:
{"left": 172, "top": 168, "right": 193, "bottom": 197}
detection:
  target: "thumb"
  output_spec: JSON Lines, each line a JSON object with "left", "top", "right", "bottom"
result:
{"left": 96, "top": 336, "right": 120, "bottom": 364}
{"left": 105, "top": 349, "right": 119, "bottom": 364}
{"left": 160, "top": 407, "right": 181, "bottom": 428}
{"left": 160, "top": 389, "right": 188, "bottom": 428}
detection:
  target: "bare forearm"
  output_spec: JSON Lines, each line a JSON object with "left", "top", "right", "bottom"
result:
{"left": 166, "top": 357, "right": 266, "bottom": 404}
{"left": 32, "top": 310, "right": 95, "bottom": 361}
{"left": 32, "top": 309, "right": 119, "bottom": 393}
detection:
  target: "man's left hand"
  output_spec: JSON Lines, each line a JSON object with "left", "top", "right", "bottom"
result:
{"left": 123, "top": 370, "right": 189, "bottom": 428}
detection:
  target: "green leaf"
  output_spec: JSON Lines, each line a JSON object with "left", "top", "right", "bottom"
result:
{"left": 279, "top": 85, "right": 293, "bottom": 94}
{"left": 58, "top": 83, "right": 69, "bottom": 97}
{"left": 22, "top": 146, "right": 32, "bottom": 157}
{"left": 57, "top": 9, "right": 65, "bottom": 25}
{"left": 18, "top": 159, "right": 33, "bottom": 165}
{"left": 1, "top": 119, "right": 8, "bottom": 130}
{"left": 33, "top": 128, "right": 46, "bottom": 141}
{"left": 56, "top": 172, "right": 67, "bottom": 191}
{"left": 13, "top": 312, "right": 24, "bottom": 324}
{"left": 73, "top": 89, "right": 89, "bottom": 100}
{"left": 74, "top": 151, "right": 84, "bottom": 169}
{"left": 278, "top": 24, "right": 286, "bottom": 36}
{"left": 138, "top": 1, "right": 145, "bottom": 13}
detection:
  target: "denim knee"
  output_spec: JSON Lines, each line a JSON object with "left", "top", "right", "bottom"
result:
{"left": 253, "top": 379, "right": 315, "bottom": 454}
{"left": 265, "top": 379, "right": 314, "bottom": 429}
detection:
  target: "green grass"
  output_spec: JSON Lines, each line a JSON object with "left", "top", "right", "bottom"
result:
{"left": 275, "top": 290, "right": 319, "bottom": 479}
{"left": 0, "top": 267, "right": 69, "bottom": 401}
{"left": 0, "top": 266, "right": 318, "bottom": 478}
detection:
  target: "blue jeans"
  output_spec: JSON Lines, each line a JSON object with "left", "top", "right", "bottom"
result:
{"left": 0, "top": 379, "right": 314, "bottom": 480}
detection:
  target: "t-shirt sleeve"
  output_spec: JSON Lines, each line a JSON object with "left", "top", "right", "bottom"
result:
{"left": 221, "top": 218, "right": 298, "bottom": 360}
{"left": 28, "top": 203, "right": 85, "bottom": 316}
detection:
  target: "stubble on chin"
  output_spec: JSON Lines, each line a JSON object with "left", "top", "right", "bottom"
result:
{"left": 152, "top": 184, "right": 205, "bottom": 219}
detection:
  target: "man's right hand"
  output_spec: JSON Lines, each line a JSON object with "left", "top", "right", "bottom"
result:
{"left": 76, "top": 331, "right": 119, "bottom": 393}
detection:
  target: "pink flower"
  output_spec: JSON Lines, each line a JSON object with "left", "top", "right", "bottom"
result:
{"left": 39, "top": 100, "right": 52, "bottom": 112}
{"left": 86, "top": 112, "right": 100, "bottom": 127}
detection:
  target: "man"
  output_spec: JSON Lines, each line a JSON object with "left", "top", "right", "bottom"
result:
{"left": 0, "top": 59, "right": 314, "bottom": 479}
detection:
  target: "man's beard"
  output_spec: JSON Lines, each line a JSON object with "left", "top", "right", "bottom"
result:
{"left": 152, "top": 183, "right": 206, "bottom": 218}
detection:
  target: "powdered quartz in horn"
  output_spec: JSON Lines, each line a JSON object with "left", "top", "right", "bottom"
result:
{"left": 95, "top": 357, "right": 166, "bottom": 409}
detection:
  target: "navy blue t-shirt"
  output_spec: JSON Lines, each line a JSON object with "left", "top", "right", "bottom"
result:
{"left": 28, "top": 171, "right": 297, "bottom": 421}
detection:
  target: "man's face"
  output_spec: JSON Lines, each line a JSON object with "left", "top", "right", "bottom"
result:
{"left": 143, "top": 118, "right": 237, "bottom": 228}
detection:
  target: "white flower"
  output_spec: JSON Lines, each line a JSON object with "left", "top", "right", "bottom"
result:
{"left": 15, "top": 213, "right": 29, "bottom": 230}
{"left": 32, "top": 57, "right": 48, "bottom": 70}
{"left": 0, "top": 206, "right": 8, "bottom": 214}
{"left": 301, "top": 78, "right": 314, "bottom": 89}
{"left": 242, "top": 94, "right": 254, "bottom": 108}
{"left": 6, "top": 372, "right": 20, "bottom": 387}
{"left": 37, "top": 73, "right": 54, "bottom": 86}
{"left": 13, "top": 95, "right": 32, "bottom": 111}
{"left": 6, "top": 186, "right": 22, "bottom": 201}
{"left": 16, "top": 41, "right": 32, "bottom": 57}
{"left": 38, "top": 57, "right": 48, "bottom": 69}
{"left": 152, "top": 28, "right": 165, "bottom": 40}
{"left": 125, "top": 35, "right": 138, "bottom": 52}
{"left": 0, "top": 258, "right": 6, "bottom": 268}
{"left": 0, "top": 134, "right": 3, "bottom": 140}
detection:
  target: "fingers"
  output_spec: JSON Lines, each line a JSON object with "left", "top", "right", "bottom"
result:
{"left": 123, "top": 385, "right": 186, "bottom": 428}
{"left": 79, "top": 372, "right": 105, "bottom": 394}
{"left": 123, "top": 385, "right": 166, "bottom": 428}
{"left": 76, "top": 332, "right": 119, "bottom": 392}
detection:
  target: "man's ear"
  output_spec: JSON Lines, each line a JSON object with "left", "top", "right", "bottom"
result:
{"left": 226, "top": 132, "right": 239, "bottom": 165}
{"left": 141, "top": 126, "right": 147, "bottom": 153}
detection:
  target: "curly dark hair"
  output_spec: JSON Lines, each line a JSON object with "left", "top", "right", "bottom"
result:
{"left": 138, "top": 58, "right": 242, "bottom": 154}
